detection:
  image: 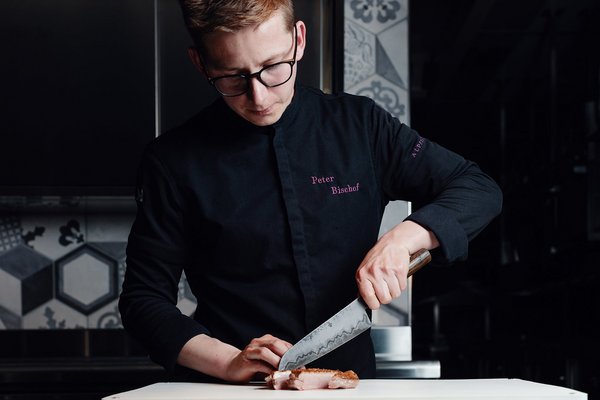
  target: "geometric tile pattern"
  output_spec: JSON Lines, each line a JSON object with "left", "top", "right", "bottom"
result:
{"left": 0, "top": 211, "right": 195, "bottom": 330}
{"left": 21, "top": 214, "right": 86, "bottom": 260}
{"left": 0, "top": 216, "right": 23, "bottom": 253}
{"left": 23, "top": 298, "right": 87, "bottom": 329}
{"left": 344, "top": 0, "right": 410, "bottom": 123}
{"left": 55, "top": 244, "right": 119, "bottom": 315}
{"left": 0, "top": 244, "right": 53, "bottom": 316}
{"left": 344, "top": 19, "right": 376, "bottom": 89}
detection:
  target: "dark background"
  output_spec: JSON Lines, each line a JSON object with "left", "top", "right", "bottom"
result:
{"left": 0, "top": 0, "right": 329, "bottom": 196}
{"left": 408, "top": 0, "right": 600, "bottom": 398}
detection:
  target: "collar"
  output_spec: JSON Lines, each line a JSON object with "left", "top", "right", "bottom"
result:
{"left": 272, "top": 83, "right": 304, "bottom": 132}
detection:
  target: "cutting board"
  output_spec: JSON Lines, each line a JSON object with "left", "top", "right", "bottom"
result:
{"left": 102, "top": 379, "right": 586, "bottom": 399}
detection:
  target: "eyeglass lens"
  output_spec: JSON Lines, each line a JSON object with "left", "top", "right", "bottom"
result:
{"left": 213, "top": 62, "right": 293, "bottom": 96}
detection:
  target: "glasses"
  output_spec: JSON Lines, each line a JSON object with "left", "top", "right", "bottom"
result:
{"left": 207, "top": 25, "right": 298, "bottom": 97}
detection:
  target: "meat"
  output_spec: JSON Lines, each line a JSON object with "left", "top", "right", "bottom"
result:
{"left": 287, "top": 368, "right": 337, "bottom": 390}
{"left": 266, "top": 368, "right": 359, "bottom": 390}
{"left": 265, "top": 370, "right": 292, "bottom": 390}
{"left": 328, "top": 370, "right": 360, "bottom": 389}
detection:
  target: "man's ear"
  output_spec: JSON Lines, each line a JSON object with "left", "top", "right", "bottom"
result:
{"left": 188, "top": 47, "right": 206, "bottom": 74}
{"left": 295, "top": 20, "right": 307, "bottom": 62}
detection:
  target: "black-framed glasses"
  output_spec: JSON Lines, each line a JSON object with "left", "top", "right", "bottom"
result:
{"left": 207, "top": 25, "right": 298, "bottom": 97}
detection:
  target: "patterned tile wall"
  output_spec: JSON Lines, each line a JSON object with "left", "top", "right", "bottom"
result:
{"left": 344, "top": 0, "right": 412, "bottom": 326}
{"left": 344, "top": 0, "right": 410, "bottom": 124}
{"left": 0, "top": 205, "right": 195, "bottom": 330}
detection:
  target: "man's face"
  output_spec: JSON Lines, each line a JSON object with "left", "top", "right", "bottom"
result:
{"left": 192, "top": 13, "right": 306, "bottom": 127}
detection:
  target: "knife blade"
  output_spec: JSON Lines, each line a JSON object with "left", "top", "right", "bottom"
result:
{"left": 278, "top": 248, "right": 432, "bottom": 370}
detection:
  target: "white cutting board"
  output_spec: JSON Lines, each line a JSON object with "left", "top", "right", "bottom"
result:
{"left": 103, "top": 379, "right": 586, "bottom": 400}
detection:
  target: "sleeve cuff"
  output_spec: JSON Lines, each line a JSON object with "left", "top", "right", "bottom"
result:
{"left": 405, "top": 204, "right": 469, "bottom": 263}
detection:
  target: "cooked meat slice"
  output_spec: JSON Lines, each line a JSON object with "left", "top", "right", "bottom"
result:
{"left": 287, "top": 368, "right": 337, "bottom": 390}
{"left": 265, "top": 370, "right": 292, "bottom": 390}
{"left": 328, "top": 370, "right": 360, "bottom": 389}
{"left": 265, "top": 368, "right": 359, "bottom": 390}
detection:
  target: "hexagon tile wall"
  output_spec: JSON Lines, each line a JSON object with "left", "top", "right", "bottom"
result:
{"left": 0, "top": 213, "right": 195, "bottom": 330}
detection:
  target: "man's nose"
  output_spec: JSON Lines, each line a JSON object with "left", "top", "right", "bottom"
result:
{"left": 246, "top": 76, "right": 268, "bottom": 103}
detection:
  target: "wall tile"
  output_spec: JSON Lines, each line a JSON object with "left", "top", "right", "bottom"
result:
{"left": 22, "top": 298, "right": 87, "bottom": 329}
{"left": 55, "top": 244, "right": 119, "bottom": 315}
{"left": 344, "top": 0, "right": 410, "bottom": 123}
{"left": 344, "top": 19, "right": 376, "bottom": 90}
{"left": 345, "top": 0, "right": 408, "bottom": 35}
{"left": 0, "top": 305, "right": 21, "bottom": 329}
{"left": 0, "top": 215, "right": 23, "bottom": 253}
{"left": 86, "top": 213, "right": 134, "bottom": 242}
{"left": 20, "top": 214, "right": 86, "bottom": 260}
{"left": 351, "top": 75, "right": 409, "bottom": 120}
{"left": 0, "top": 244, "right": 53, "bottom": 316}
{"left": 377, "top": 21, "right": 409, "bottom": 90}
{"left": 89, "top": 301, "right": 122, "bottom": 329}
{"left": 0, "top": 205, "right": 194, "bottom": 330}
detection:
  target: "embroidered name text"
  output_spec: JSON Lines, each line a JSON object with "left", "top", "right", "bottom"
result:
{"left": 331, "top": 183, "right": 360, "bottom": 195}
{"left": 311, "top": 176, "right": 335, "bottom": 184}
{"left": 411, "top": 137, "right": 425, "bottom": 158}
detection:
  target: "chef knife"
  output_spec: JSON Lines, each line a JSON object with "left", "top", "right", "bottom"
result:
{"left": 278, "top": 248, "right": 432, "bottom": 371}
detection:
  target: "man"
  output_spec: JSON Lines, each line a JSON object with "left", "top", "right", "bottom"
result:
{"left": 119, "top": 0, "right": 502, "bottom": 383}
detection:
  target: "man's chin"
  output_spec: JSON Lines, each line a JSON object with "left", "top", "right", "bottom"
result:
{"left": 242, "top": 112, "right": 282, "bottom": 127}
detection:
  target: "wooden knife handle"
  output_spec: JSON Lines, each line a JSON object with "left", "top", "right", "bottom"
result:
{"left": 407, "top": 248, "right": 432, "bottom": 277}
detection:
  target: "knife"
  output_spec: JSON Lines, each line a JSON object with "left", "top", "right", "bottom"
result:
{"left": 278, "top": 248, "right": 432, "bottom": 371}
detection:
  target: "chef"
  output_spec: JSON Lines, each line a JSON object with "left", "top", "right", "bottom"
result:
{"left": 119, "top": 0, "right": 503, "bottom": 383}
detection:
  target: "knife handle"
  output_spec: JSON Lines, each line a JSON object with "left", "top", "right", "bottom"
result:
{"left": 407, "top": 248, "right": 432, "bottom": 277}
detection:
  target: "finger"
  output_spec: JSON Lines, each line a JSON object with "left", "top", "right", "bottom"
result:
{"left": 244, "top": 359, "right": 276, "bottom": 378}
{"left": 357, "top": 278, "right": 380, "bottom": 309}
{"left": 384, "top": 274, "right": 402, "bottom": 300}
{"left": 395, "top": 268, "right": 408, "bottom": 292}
{"left": 255, "top": 335, "right": 294, "bottom": 356}
{"left": 244, "top": 345, "right": 281, "bottom": 369}
{"left": 377, "top": 263, "right": 403, "bottom": 299}
{"left": 269, "top": 339, "right": 293, "bottom": 357}
{"left": 247, "top": 336, "right": 295, "bottom": 368}
{"left": 374, "top": 280, "right": 393, "bottom": 305}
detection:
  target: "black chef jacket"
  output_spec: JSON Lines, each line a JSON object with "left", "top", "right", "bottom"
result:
{"left": 119, "top": 85, "right": 502, "bottom": 381}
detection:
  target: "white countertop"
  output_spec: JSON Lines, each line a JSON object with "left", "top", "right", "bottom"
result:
{"left": 102, "top": 379, "right": 586, "bottom": 400}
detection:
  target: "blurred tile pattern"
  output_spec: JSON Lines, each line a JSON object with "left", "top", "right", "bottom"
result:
{"left": 0, "top": 216, "right": 23, "bottom": 252}
{"left": 55, "top": 244, "right": 119, "bottom": 314}
{"left": 345, "top": 0, "right": 410, "bottom": 123}
{"left": 0, "top": 207, "right": 195, "bottom": 330}
{"left": 0, "top": 244, "right": 53, "bottom": 316}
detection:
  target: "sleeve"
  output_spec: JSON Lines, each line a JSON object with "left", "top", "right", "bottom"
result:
{"left": 371, "top": 102, "right": 503, "bottom": 262}
{"left": 118, "top": 144, "right": 210, "bottom": 372}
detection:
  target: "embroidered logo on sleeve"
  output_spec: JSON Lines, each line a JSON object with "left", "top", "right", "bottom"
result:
{"left": 411, "top": 137, "right": 425, "bottom": 158}
{"left": 311, "top": 175, "right": 361, "bottom": 196}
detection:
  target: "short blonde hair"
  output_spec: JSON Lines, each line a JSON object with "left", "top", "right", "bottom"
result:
{"left": 179, "top": 0, "right": 295, "bottom": 44}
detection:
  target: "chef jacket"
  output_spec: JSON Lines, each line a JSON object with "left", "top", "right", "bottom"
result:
{"left": 119, "top": 85, "right": 502, "bottom": 380}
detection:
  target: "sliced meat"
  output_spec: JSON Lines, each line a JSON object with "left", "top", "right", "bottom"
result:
{"left": 266, "top": 368, "right": 359, "bottom": 390}
{"left": 288, "top": 368, "right": 338, "bottom": 390}
{"left": 265, "top": 370, "right": 292, "bottom": 390}
{"left": 328, "top": 370, "right": 360, "bottom": 389}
